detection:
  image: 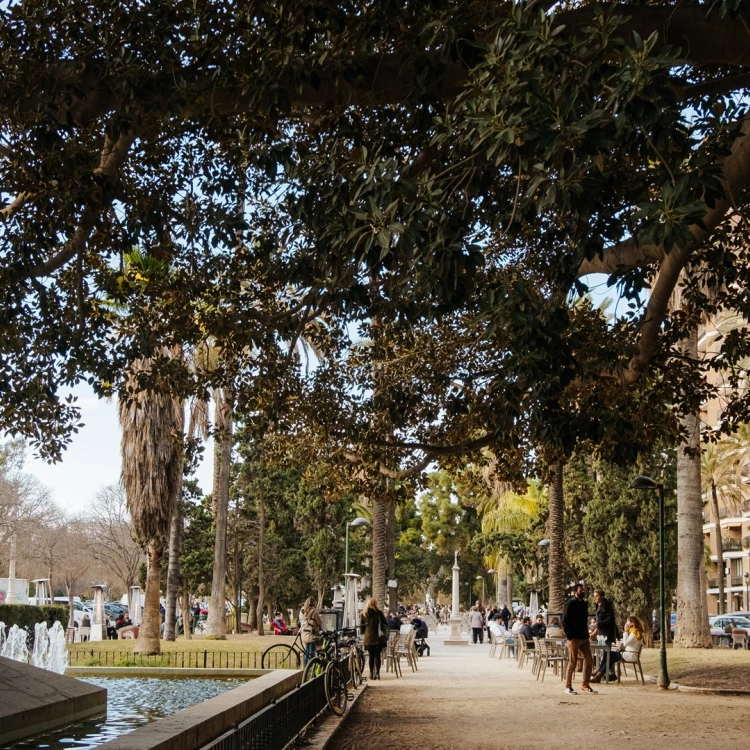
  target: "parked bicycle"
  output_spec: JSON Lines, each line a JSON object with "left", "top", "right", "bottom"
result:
{"left": 301, "top": 628, "right": 363, "bottom": 716}
{"left": 261, "top": 630, "right": 305, "bottom": 669}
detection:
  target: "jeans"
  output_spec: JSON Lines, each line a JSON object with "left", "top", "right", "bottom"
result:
{"left": 566, "top": 638, "right": 593, "bottom": 688}
{"left": 304, "top": 641, "right": 316, "bottom": 665}
{"left": 472, "top": 627, "right": 484, "bottom": 644}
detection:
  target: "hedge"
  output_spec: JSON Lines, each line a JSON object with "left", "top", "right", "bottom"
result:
{"left": 0, "top": 604, "right": 68, "bottom": 631}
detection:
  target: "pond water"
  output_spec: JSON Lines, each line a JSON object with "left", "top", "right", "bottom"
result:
{"left": 6, "top": 677, "right": 248, "bottom": 749}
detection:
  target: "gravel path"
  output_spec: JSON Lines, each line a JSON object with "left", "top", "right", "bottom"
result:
{"left": 332, "top": 627, "right": 750, "bottom": 749}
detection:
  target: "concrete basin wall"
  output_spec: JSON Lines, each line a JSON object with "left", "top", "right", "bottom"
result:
{"left": 0, "top": 656, "right": 107, "bottom": 745}
{"left": 98, "top": 669, "right": 302, "bottom": 750}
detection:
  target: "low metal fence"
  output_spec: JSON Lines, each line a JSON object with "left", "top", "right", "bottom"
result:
{"left": 67, "top": 649, "right": 294, "bottom": 669}
{"left": 203, "top": 673, "right": 328, "bottom": 750}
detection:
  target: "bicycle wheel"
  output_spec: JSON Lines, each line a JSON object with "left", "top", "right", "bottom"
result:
{"left": 348, "top": 649, "right": 363, "bottom": 688}
{"left": 325, "top": 661, "right": 348, "bottom": 716}
{"left": 302, "top": 655, "right": 326, "bottom": 683}
{"left": 261, "top": 644, "right": 302, "bottom": 670}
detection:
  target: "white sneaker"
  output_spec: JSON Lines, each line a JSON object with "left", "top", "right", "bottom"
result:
{"left": 564, "top": 687, "right": 577, "bottom": 695}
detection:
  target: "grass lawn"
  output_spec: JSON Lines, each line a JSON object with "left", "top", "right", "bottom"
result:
{"left": 67, "top": 633, "right": 298, "bottom": 667}
{"left": 639, "top": 645, "right": 750, "bottom": 690}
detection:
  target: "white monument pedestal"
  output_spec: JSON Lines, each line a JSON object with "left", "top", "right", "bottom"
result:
{"left": 444, "top": 552, "right": 467, "bottom": 646}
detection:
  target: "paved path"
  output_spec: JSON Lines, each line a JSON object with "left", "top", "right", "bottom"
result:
{"left": 332, "top": 627, "right": 750, "bottom": 749}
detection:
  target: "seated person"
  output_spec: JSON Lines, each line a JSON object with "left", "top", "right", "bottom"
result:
{"left": 489, "top": 615, "right": 512, "bottom": 641}
{"left": 81, "top": 614, "right": 91, "bottom": 628}
{"left": 270, "top": 611, "right": 290, "bottom": 635}
{"left": 510, "top": 616, "right": 523, "bottom": 635}
{"left": 546, "top": 617, "right": 564, "bottom": 638}
{"left": 531, "top": 615, "right": 546, "bottom": 638}
{"left": 591, "top": 615, "right": 644, "bottom": 683}
{"left": 519, "top": 617, "right": 535, "bottom": 648}
{"left": 387, "top": 612, "right": 402, "bottom": 630}
{"left": 106, "top": 622, "right": 118, "bottom": 640}
{"left": 115, "top": 614, "right": 127, "bottom": 629}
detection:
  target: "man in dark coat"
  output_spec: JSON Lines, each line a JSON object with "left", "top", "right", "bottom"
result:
{"left": 590, "top": 589, "right": 617, "bottom": 682}
{"left": 561, "top": 584, "right": 596, "bottom": 695}
{"left": 500, "top": 605, "right": 511, "bottom": 628}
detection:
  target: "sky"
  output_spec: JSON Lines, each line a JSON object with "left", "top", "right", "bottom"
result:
{"left": 23, "top": 383, "right": 215, "bottom": 515}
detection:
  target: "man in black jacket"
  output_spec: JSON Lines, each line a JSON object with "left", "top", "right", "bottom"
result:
{"left": 561, "top": 584, "right": 596, "bottom": 695}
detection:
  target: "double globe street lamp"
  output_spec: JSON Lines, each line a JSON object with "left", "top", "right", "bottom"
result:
{"left": 345, "top": 517, "right": 370, "bottom": 574}
{"left": 629, "top": 475, "right": 670, "bottom": 690}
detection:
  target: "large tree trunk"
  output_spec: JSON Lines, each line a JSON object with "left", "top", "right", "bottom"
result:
{"left": 386, "top": 499, "right": 397, "bottom": 612}
{"left": 710, "top": 480, "right": 725, "bottom": 616}
{"left": 164, "top": 486, "right": 183, "bottom": 641}
{"left": 547, "top": 462, "right": 566, "bottom": 613}
{"left": 181, "top": 587, "right": 192, "bottom": 640}
{"left": 497, "top": 559, "right": 510, "bottom": 607}
{"left": 674, "top": 330, "right": 712, "bottom": 648}
{"left": 371, "top": 500, "right": 388, "bottom": 606}
{"left": 207, "top": 390, "right": 233, "bottom": 639}
{"left": 256, "top": 494, "right": 266, "bottom": 636}
{"left": 134, "top": 542, "right": 163, "bottom": 654}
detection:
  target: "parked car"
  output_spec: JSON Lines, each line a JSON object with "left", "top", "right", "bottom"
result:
{"left": 708, "top": 615, "right": 750, "bottom": 636}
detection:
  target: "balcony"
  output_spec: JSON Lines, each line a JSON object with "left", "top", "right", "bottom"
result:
{"left": 731, "top": 576, "right": 745, "bottom": 587}
{"left": 708, "top": 578, "right": 719, "bottom": 588}
{"left": 722, "top": 540, "right": 743, "bottom": 552}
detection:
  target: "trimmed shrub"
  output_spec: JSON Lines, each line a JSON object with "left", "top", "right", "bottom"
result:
{"left": 0, "top": 604, "right": 68, "bottom": 631}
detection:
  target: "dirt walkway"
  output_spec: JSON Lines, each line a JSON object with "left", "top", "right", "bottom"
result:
{"left": 332, "top": 627, "right": 750, "bottom": 750}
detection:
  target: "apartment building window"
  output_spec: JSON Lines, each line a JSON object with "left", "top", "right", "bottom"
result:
{"left": 733, "top": 558, "right": 744, "bottom": 577}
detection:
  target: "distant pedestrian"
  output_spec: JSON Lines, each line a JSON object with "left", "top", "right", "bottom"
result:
{"left": 562, "top": 584, "right": 596, "bottom": 695}
{"left": 500, "top": 604, "right": 511, "bottom": 628}
{"left": 360, "top": 597, "right": 389, "bottom": 680}
{"left": 468, "top": 606, "right": 484, "bottom": 644}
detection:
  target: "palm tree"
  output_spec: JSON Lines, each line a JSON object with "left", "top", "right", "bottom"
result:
{"left": 120, "top": 356, "right": 184, "bottom": 655}
{"left": 674, "top": 327, "right": 712, "bottom": 648}
{"left": 701, "top": 443, "right": 742, "bottom": 615}
{"left": 480, "top": 479, "right": 544, "bottom": 607}
{"left": 547, "top": 463, "right": 566, "bottom": 613}
{"left": 206, "top": 382, "right": 235, "bottom": 639}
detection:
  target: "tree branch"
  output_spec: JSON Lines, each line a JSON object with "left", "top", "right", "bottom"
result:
{"left": 29, "top": 130, "right": 137, "bottom": 278}
{"left": 675, "top": 73, "right": 750, "bottom": 101}
{"left": 577, "top": 238, "right": 664, "bottom": 277}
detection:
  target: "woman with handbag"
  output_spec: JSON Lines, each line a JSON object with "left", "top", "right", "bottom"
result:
{"left": 360, "top": 597, "right": 389, "bottom": 680}
{"left": 301, "top": 597, "right": 322, "bottom": 665}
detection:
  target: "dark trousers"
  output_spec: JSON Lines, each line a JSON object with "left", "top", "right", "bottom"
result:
{"left": 472, "top": 627, "right": 484, "bottom": 644}
{"left": 366, "top": 644, "right": 383, "bottom": 676}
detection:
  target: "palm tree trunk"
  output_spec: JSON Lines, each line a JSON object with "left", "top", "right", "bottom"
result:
{"left": 547, "top": 462, "right": 565, "bottom": 613}
{"left": 164, "top": 484, "right": 183, "bottom": 641}
{"left": 386, "top": 499, "right": 397, "bottom": 611}
{"left": 674, "top": 330, "right": 712, "bottom": 648}
{"left": 497, "top": 560, "right": 509, "bottom": 608}
{"left": 371, "top": 500, "right": 387, "bottom": 606}
{"left": 710, "top": 480, "right": 725, "bottom": 615}
{"left": 134, "top": 542, "right": 163, "bottom": 654}
{"left": 256, "top": 493, "right": 266, "bottom": 635}
{"left": 207, "top": 390, "right": 233, "bottom": 639}
{"left": 181, "top": 587, "right": 192, "bottom": 639}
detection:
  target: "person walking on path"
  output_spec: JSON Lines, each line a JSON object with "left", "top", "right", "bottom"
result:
{"left": 562, "top": 584, "right": 597, "bottom": 695}
{"left": 300, "top": 597, "right": 322, "bottom": 666}
{"left": 468, "top": 606, "right": 484, "bottom": 644}
{"left": 500, "top": 604, "right": 511, "bottom": 629}
{"left": 360, "top": 597, "right": 389, "bottom": 680}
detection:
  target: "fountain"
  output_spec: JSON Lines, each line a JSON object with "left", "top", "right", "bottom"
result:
{"left": 1, "top": 624, "right": 30, "bottom": 662}
{"left": 0, "top": 620, "right": 68, "bottom": 674}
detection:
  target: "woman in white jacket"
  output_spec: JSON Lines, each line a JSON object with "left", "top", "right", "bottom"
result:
{"left": 591, "top": 615, "right": 644, "bottom": 682}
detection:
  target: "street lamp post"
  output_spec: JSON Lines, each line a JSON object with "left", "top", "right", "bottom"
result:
{"left": 745, "top": 572, "right": 749, "bottom": 610}
{"left": 345, "top": 517, "right": 370, "bottom": 574}
{"left": 476, "top": 575, "right": 486, "bottom": 607}
{"left": 630, "top": 475, "right": 670, "bottom": 690}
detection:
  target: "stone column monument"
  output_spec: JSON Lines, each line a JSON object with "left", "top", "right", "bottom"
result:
{"left": 443, "top": 550, "right": 467, "bottom": 645}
